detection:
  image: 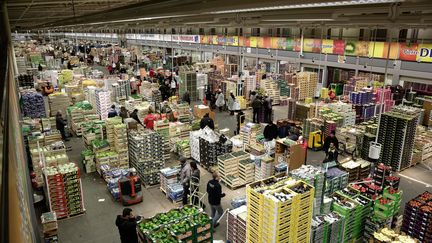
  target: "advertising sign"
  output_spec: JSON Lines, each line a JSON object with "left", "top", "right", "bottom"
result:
{"left": 303, "top": 39, "right": 322, "bottom": 53}
{"left": 399, "top": 43, "right": 418, "bottom": 61}
{"left": 321, "top": 39, "right": 334, "bottom": 54}
{"left": 333, "top": 40, "right": 345, "bottom": 55}
{"left": 271, "top": 37, "right": 286, "bottom": 49}
{"left": 417, "top": 44, "right": 432, "bottom": 62}
{"left": 344, "top": 41, "right": 357, "bottom": 56}
{"left": 172, "top": 35, "right": 200, "bottom": 43}
{"left": 355, "top": 41, "right": 369, "bottom": 56}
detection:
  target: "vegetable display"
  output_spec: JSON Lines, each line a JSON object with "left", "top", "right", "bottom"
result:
{"left": 21, "top": 90, "right": 46, "bottom": 118}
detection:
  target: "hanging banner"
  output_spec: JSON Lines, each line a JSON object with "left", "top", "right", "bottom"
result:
{"left": 344, "top": 41, "right": 357, "bottom": 56}
{"left": 271, "top": 37, "right": 286, "bottom": 49}
{"left": 383, "top": 42, "right": 400, "bottom": 59}
{"left": 211, "top": 35, "right": 218, "bottom": 45}
{"left": 355, "top": 41, "right": 369, "bottom": 56}
{"left": 217, "top": 35, "right": 226, "bottom": 45}
{"left": 226, "top": 36, "right": 239, "bottom": 46}
{"left": 256, "top": 37, "right": 265, "bottom": 48}
{"left": 333, "top": 40, "right": 345, "bottom": 55}
{"left": 399, "top": 43, "right": 418, "bottom": 61}
{"left": 200, "top": 36, "right": 208, "bottom": 44}
{"left": 368, "top": 41, "right": 385, "bottom": 58}
{"left": 293, "top": 38, "right": 302, "bottom": 52}
{"left": 249, "top": 37, "right": 257, "bottom": 47}
{"left": 321, "top": 39, "right": 334, "bottom": 54}
{"left": 417, "top": 44, "right": 432, "bottom": 62}
{"left": 303, "top": 39, "right": 322, "bottom": 53}
{"left": 260, "top": 37, "right": 271, "bottom": 49}
{"left": 286, "top": 38, "right": 295, "bottom": 51}
{"left": 172, "top": 35, "right": 200, "bottom": 43}
{"left": 239, "top": 36, "right": 247, "bottom": 47}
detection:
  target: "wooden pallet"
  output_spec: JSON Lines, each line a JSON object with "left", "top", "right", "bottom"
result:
{"left": 57, "top": 210, "right": 86, "bottom": 221}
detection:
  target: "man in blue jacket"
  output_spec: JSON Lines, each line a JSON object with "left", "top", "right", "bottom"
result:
{"left": 207, "top": 172, "right": 225, "bottom": 228}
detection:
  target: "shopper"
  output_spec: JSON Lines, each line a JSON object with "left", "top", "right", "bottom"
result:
{"left": 323, "top": 130, "right": 339, "bottom": 155}
{"left": 251, "top": 95, "right": 263, "bottom": 123}
{"left": 182, "top": 91, "right": 191, "bottom": 105}
{"left": 200, "top": 113, "right": 214, "bottom": 130}
{"left": 227, "top": 92, "right": 236, "bottom": 115}
{"left": 115, "top": 208, "right": 138, "bottom": 243}
{"left": 207, "top": 171, "right": 225, "bottom": 228}
{"left": 215, "top": 90, "right": 225, "bottom": 112}
{"left": 263, "top": 120, "right": 278, "bottom": 141}
{"left": 324, "top": 143, "right": 339, "bottom": 163}
{"left": 119, "top": 106, "right": 128, "bottom": 122}
{"left": 170, "top": 73, "right": 178, "bottom": 97}
{"left": 180, "top": 157, "right": 192, "bottom": 205}
{"left": 249, "top": 91, "right": 257, "bottom": 103}
{"left": 55, "top": 111, "right": 69, "bottom": 141}
{"left": 143, "top": 109, "right": 156, "bottom": 130}
{"left": 130, "top": 109, "right": 144, "bottom": 127}
{"left": 108, "top": 105, "right": 118, "bottom": 118}
{"left": 190, "top": 161, "right": 201, "bottom": 207}
{"left": 263, "top": 95, "right": 273, "bottom": 123}
{"left": 205, "top": 87, "right": 212, "bottom": 106}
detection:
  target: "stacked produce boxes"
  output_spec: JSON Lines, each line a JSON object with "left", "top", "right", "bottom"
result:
{"left": 401, "top": 192, "right": 432, "bottom": 242}
{"left": 240, "top": 123, "right": 261, "bottom": 151}
{"left": 159, "top": 166, "right": 180, "bottom": 195}
{"left": 324, "top": 167, "right": 349, "bottom": 195}
{"left": 377, "top": 106, "right": 421, "bottom": 171}
{"left": 48, "top": 92, "right": 70, "bottom": 117}
{"left": 291, "top": 165, "right": 326, "bottom": 215}
{"left": 246, "top": 176, "right": 315, "bottom": 243}
{"left": 331, "top": 192, "right": 360, "bottom": 242}
{"left": 238, "top": 158, "right": 255, "bottom": 185}
{"left": 128, "top": 130, "right": 165, "bottom": 186}
{"left": 113, "top": 123, "right": 129, "bottom": 168}
{"left": 227, "top": 205, "right": 247, "bottom": 243}
{"left": 154, "top": 120, "right": 171, "bottom": 161}
{"left": 296, "top": 72, "right": 318, "bottom": 101}
{"left": 138, "top": 206, "right": 213, "bottom": 243}
{"left": 44, "top": 163, "right": 85, "bottom": 219}
{"left": 254, "top": 156, "right": 274, "bottom": 181}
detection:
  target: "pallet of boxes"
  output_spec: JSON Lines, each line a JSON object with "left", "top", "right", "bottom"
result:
{"left": 41, "top": 212, "right": 58, "bottom": 243}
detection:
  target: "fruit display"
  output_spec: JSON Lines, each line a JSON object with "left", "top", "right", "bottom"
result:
{"left": 401, "top": 191, "right": 432, "bottom": 242}
{"left": 138, "top": 206, "right": 212, "bottom": 243}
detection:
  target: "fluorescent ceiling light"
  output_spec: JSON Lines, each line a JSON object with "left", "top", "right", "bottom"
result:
{"left": 208, "top": 0, "right": 404, "bottom": 14}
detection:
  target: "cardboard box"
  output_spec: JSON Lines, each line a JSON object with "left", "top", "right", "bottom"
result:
{"left": 193, "top": 105, "right": 215, "bottom": 120}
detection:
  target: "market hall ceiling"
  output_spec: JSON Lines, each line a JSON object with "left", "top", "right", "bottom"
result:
{"left": 6, "top": 0, "right": 432, "bottom": 30}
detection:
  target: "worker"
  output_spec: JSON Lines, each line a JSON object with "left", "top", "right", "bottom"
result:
{"left": 263, "top": 120, "right": 278, "bottom": 141}
{"left": 251, "top": 95, "right": 263, "bottom": 123}
{"left": 207, "top": 171, "right": 225, "bottom": 228}
{"left": 119, "top": 106, "right": 128, "bottom": 122}
{"left": 227, "top": 92, "right": 236, "bottom": 115}
{"left": 130, "top": 109, "right": 144, "bottom": 127}
{"left": 143, "top": 109, "right": 156, "bottom": 130}
{"left": 324, "top": 143, "right": 339, "bottom": 163}
{"left": 236, "top": 110, "right": 245, "bottom": 135}
{"left": 323, "top": 130, "right": 339, "bottom": 155}
{"left": 249, "top": 90, "right": 257, "bottom": 103}
{"left": 170, "top": 72, "right": 178, "bottom": 97}
{"left": 180, "top": 157, "right": 192, "bottom": 205}
{"left": 263, "top": 95, "right": 273, "bottom": 123}
{"left": 328, "top": 89, "right": 336, "bottom": 100}
{"left": 42, "top": 82, "right": 55, "bottom": 96}
{"left": 200, "top": 113, "right": 214, "bottom": 130}
{"left": 215, "top": 89, "right": 225, "bottom": 112}
{"left": 108, "top": 105, "right": 118, "bottom": 118}
{"left": 205, "top": 87, "right": 212, "bottom": 106}
{"left": 115, "top": 208, "right": 139, "bottom": 243}
{"left": 55, "top": 111, "right": 69, "bottom": 141}
{"left": 190, "top": 161, "right": 201, "bottom": 206}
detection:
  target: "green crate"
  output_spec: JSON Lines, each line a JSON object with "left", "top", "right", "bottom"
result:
{"left": 383, "top": 187, "right": 402, "bottom": 202}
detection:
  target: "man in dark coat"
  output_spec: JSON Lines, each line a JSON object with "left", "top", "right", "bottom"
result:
{"left": 115, "top": 208, "right": 138, "bottom": 243}
{"left": 207, "top": 172, "right": 225, "bottom": 228}
{"left": 200, "top": 113, "right": 214, "bottom": 130}
{"left": 263, "top": 121, "right": 278, "bottom": 140}
{"left": 55, "top": 111, "right": 69, "bottom": 141}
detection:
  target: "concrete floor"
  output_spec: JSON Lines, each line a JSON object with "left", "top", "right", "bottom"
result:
{"left": 55, "top": 104, "right": 432, "bottom": 243}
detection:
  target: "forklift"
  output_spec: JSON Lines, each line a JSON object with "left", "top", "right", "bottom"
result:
{"left": 308, "top": 130, "right": 324, "bottom": 151}
{"left": 118, "top": 168, "right": 143, "bottom": 206}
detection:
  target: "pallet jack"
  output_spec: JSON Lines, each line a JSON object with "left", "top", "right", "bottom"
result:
{"left": 308, "top": 130, "right": 324, "bottom": 151}
{"left": 119, "top": 168, "right": 143, "bottom": 206}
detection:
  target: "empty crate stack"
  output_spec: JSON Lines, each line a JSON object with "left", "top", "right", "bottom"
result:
{"left": 218, "top": 151, "right": 249, "bottom": 189}
{"left": 44, "top": 163, "right": 85, "bottom": 219}
{"left": 377, "top": 106, "right": 421, "bottom": 171}
{"left": 128, "top": 130, "right": 165, "bottom": 186}
{"left": 246, "top": 176, "right": 315, "bottom": 243}
{"left": 95, "top": 90, "right": 111, "bottom": 120}
{"left": 227, "top": 205, "right": 247, "bottom": 243}
{"left": 238, "top": 158, "right": 255, "bottom": 185}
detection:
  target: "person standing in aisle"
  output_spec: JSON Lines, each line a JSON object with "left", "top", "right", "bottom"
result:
{"left": 251, "top": 95, "right": 263, "bottom": 123}
{"left": 263, "top": 95, "right": 273, "bottom": 123}
{"left": 170, "top": 72, "right": 178, "bottom": 97}
{"left": 190, "top": 161, "right": 201, "bottom": 207}
{"left": 215, "top": 90, "right": 225, "bottom": 112}
{"left": 108, "top": 105, "right": 118, "bottom": 118}
{"left": 55, "top": 111, "right": 69, "bottom": 141}
{"left": 130, "top": 109, "right": 144, "bottom": 127}
{"left": 263, "top": 120, "right": 278, "bottom": 141}
{"left": 143, "top": 109, "right": 156, "bottom": 130}
{"left": 227, "top": 92, "right": 236, "bottom": 115}
{"left": 207, "top": 172, "right": 225, "bottom": 228}
{"left": 205, "top": 87, "right": 212, "bottom": 106}
{"left": 180, "top": 157, "right": 192, "bottom": 205}
{"left": 200, "top": 113, "right": 215, "bottom": 130}
{"left": 115, "top": 208, "right": 139, "bottom": 243}
{"left": 119, "top": 106, "right": 128, "bottom": 122}
{"left": 323, "top": 130, "right": 339, "bottom": 155}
